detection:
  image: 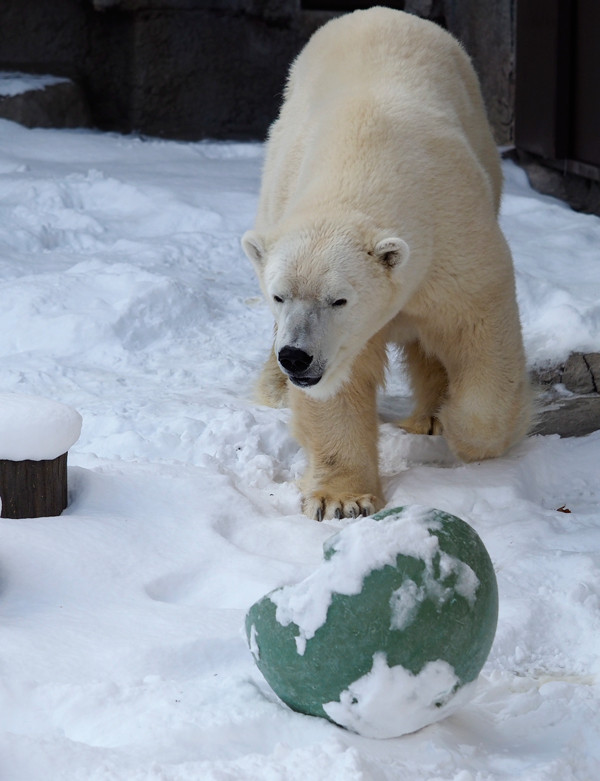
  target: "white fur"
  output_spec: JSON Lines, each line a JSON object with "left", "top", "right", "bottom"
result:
{"left": 244, "top": 222, "right": 410, "bottom": 398}
{"left": 242, "top": 8, "right": 531, "bottom": 519}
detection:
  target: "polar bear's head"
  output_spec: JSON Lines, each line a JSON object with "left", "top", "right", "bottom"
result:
{"left": 242, "top": 221, "right": 411, "bottom": 399}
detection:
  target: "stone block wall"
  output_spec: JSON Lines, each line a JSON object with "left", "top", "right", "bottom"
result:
{"left": 405, "top": 0, "right": 516, "bottom": 145}
{"left": 0, "top": 0, "right": 514, "bottom": 142}
{"left": 0, "top": 0, "right": 335, "bottom": 140}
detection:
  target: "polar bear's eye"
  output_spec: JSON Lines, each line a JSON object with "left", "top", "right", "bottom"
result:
{"left": 332, "top": 298, "right": 347, "bottom": 307}
{"left": 273, "top": 295, "right": 284, "bottom": 304}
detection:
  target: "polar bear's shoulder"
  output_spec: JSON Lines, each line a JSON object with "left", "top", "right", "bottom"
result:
{"left": 288, "top": 7, "right": 468, "bottom": 94}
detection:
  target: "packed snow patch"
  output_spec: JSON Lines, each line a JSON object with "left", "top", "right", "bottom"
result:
{"left": 0, "top": 120, "right": 598, "bottom": 779}
{"left": 323, "top": 652, "right": 477, "bottom": 738}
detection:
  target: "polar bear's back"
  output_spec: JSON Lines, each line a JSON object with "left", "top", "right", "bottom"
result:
{"left": 290, "top": 8, "right": 464, "bottom": 100}
{"left": 257, "top": 7, "right": 502, "bottom": 231}
{"left": 289, "top": 8, "right": 486, "bottom": 129}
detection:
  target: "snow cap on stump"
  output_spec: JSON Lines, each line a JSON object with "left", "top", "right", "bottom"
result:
{"left": 245, "top": 506, "right": 498, "bottom": 738}
{"left": 0, "top": 393, "right": 82, "bottom": 518}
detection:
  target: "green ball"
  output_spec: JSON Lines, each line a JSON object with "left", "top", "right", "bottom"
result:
{"left": 245, "top": 506, "right": 498, "bottom": 738}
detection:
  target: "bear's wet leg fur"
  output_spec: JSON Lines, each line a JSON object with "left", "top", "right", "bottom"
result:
{"left": 434, "top": 316, "right": 532, "bottom": 462}
{"left": 396, "top": 339, "right": 448, "bottom": 435}
{"left": 255, "top": 346, "right": 288, "bottom": 408}
{"left": 439, "top": 371, "right": 532, "bottom": 462}
{"left": 290, "top": 335, "right": 387, "bottom": 520}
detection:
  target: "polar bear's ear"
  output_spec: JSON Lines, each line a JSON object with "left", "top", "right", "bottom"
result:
{"left": 373, "top": 237, "right": 410, "bottom": 269}
{"left": 241, "top": 231, "right": 266, "bottom": 266}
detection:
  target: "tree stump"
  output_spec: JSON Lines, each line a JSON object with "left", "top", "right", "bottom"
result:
{"left": 0, "top": 454, "right": 68, "bottom": 518}
{"left": 0, "top": 393, "right": 82, "bottom": 519}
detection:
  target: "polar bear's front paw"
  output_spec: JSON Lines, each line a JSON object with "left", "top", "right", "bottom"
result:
{"left": 303, "top": 493, "right": 380, "bottom": 522}
{"left": 397, "top": 413, "right": 443, "bottom": 436}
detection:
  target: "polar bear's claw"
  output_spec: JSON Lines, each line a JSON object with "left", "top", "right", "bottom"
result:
{"left": 305, "top": 493, "right": 379, "bottom": 522}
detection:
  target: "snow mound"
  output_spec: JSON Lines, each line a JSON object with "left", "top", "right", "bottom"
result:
{"left": 0, "top": 392, "right": 82, "bottom": 460}
{"left": 323, "top": 653, "right": 478, "bottom": 739}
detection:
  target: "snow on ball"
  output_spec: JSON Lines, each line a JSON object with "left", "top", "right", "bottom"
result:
{"left": 245, "top": 506, "right": 498, "bottom": 738}
{"left": 0, "top": 392, "right": 82, "bottom": 461}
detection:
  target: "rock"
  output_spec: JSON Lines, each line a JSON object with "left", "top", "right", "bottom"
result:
{"left": 530, "top": 352, "right": 600, "bottom": 438}
{"left": 562, "top": 353, "right": 596, "bottom": 394}
{"left": 583, "top": 353, "right": 600, "bottom": 391}
{"left": 532, "top": 396, "right": 600, "bottom": 439}
{"left": 531, "top": 363, "right": 564, "bottom": 388}
{"left": 246, "top": 506, "right": 498, "bottom": 738}
{"left": 0, "top": 73, "right": 92, "bottom": 129}
{"left": 531, "top": 352, "right": 600, "bottom": 393}
{"left": 511, "top": 150, "right": 600, "bottom": 217}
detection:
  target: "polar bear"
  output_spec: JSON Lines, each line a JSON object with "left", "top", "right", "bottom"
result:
{"left": 242, "top": 7, "right": 531, "bottom": 521}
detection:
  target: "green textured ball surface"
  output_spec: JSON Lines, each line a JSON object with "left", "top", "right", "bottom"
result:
{"left": 245, "top": 506, "right": 498, "bottom": 738}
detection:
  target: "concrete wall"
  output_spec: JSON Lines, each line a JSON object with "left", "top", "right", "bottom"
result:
{"left": 0, "top": 0, "right": 335, "bottom": 139}
{"left": 405, "top": 0, "right": 515, "bottom": 144}
{"left": 0, "top": 0, "right": 514, "bottom": 142}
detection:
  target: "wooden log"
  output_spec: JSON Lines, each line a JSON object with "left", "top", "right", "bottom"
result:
{"left": 0, "top": 452, "right": 68, "bottom": 519}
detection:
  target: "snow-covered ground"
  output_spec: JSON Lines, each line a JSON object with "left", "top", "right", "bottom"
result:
{"left": 0, "top": 117, "right": 599, "bottom": 780}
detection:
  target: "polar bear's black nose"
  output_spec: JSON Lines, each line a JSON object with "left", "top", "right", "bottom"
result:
{"left": 278, "top": 346, "right": 313, "bottom": 374}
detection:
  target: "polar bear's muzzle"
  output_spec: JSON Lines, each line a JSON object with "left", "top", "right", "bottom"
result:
{"left": 278, "top": 345, "right": 323, "bottom": 387}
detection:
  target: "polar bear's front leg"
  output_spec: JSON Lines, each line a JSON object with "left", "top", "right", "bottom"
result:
{"left": 289, "top": 356, "right": 384, "bottom": 521}
{"left": 255, "top": 346, "right": 288, "bottom": 408}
